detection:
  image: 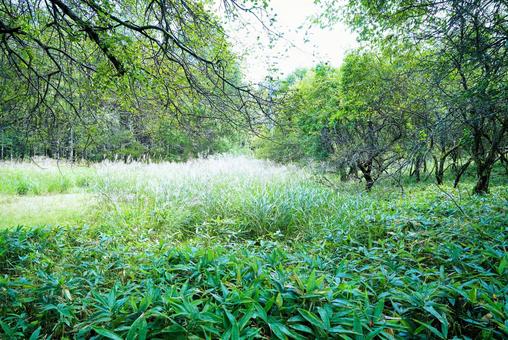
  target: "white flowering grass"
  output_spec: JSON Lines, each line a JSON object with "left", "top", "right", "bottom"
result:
{"left": 88, "top": 155, "right": 381, "bottom": 242}
{"left": 95, "top": 155, "right": 306, "bottom": 193}
{"left": 93, "top": 155, "right": 319, "bottom": 237}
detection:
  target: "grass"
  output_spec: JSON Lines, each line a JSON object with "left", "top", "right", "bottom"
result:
{"left": 0, "top": 156, "right": 507, "bottom": 338}
{"left": 0, "top": 159, "right": 96, "bottom": 196}
{"left": 0, "top": 194, "right": 95, "bottom": 227}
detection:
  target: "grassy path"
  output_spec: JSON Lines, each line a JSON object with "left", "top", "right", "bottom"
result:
{"left": 0, "top": 193, "right": 96, "bottom": 227}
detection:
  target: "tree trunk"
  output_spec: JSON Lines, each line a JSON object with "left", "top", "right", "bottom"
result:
{"left": 364, "top": 171, "right": 374, "bottom": 191}
{"left": 469, "top": 112, "right": 508, "bottom": 194}
{"left": 69, "top": 127, "right": 74, "bottom": 162}
{"left": 413, "top": 156, "right": 422, "bottom": 182}
{"left": 339, "top": 166, "right": 347, "bottom": 182}
{"left": 358, "top": 160, "right": 374, "bottom": 191}
{"left": 471, "top": 126, "right": 497, "bottom": 195}
{"left": 433, "top": 155, "right": 445, "bottom": 185}
{"left": 473, "top": 162, "right": 492, "bottom": 194}
{"left": 453, "top": 158, "right": 472, "bottom": 188}
{"left": 500, "top": 152, "right": 508, "bottom": 175}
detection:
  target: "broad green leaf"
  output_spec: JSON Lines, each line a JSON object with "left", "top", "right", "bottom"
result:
{"left": 298, "top": 309, "right": 325, "bottom": 329}
{"left": 93, "top": 327, "right": 123, "bottom": 340}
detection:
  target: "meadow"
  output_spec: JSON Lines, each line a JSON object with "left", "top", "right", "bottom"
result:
{"left": 0, "top": 156, "right": 507, "bottom": 339}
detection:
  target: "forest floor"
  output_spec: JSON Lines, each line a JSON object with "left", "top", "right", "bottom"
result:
{"left": 0, "top": 156, "right": 507, "bottom": 338}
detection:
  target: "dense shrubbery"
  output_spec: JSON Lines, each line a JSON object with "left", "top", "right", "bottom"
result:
{"left": 1, "top": 158, "right": 507, "bottom": 338}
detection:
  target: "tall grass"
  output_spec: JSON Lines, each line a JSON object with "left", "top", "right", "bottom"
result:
{"left": 91, "top": 156, "right": 381, "bottom": 242}
{"left": 0, "top": 159, "right": 96, "bottom": 195}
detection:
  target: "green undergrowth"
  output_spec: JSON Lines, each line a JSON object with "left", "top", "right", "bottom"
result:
{"left": 1, "top": 183, "right": 507, "bottom": 339}
{"left": 1, "top": 158, "right": 507, "bottom": 338}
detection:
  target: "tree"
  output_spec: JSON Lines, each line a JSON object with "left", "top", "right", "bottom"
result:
{"left": 0, "top": 0, "right": 271, "bottom": 160}
{"left": 335, "top": 0, "right": 508, "bottom": 194}
{"left": 331, "top": 51, "right": 410, "bottom": 191}
{"left": 254, "top": 65, "right": 339, "bottom": 163}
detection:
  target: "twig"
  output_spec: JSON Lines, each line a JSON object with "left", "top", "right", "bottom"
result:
{"left": 434, "top": 184, "right": 469, "bottom": 218}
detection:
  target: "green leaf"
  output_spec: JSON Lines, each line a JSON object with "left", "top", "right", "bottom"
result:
{"left": 414, "top": 320, "right": 445, "bottom": 339}
{"left": 269, "top": 321, "right": 305, "bottom": 340}
{"left": 353, "top": 316, "right": 363, "bottom": 339}
{"left": 93, "top": 327, "right": 123, "bottom": 340}
{"left": 289, "top": 324, "right": 314, "bottom": 334}
{"left": 329, "top": 326, "right": 356, "bottom": 334}
{"left": 161, "top": 324, "right": 187, "bottom": 335}
{"left": 298, "top": 309, "right": 325, "bottom": 329}
{"left": 373, "top": 298, "right": 384, "bottom": 320}
{"left": 254, "top": 303, "right": 268, "bottom": 322}
{"left": 317, "top": 306, "right": 331, "bottom": 329}
{"left": 269, "top": 322, "right": 287, "bottom": 340}
{"left": 276, "top": 293, "right": 283, "bottom": 308}
{"left": 127, "top": 313, "right": 147, "bottom": 340}
{"left": 366, "top": 327, "right": 384, "bottom": 340}
{"left": 239, "top": 307, "right": 255, "bottom": 330}
{"left": 224, "top": 308, "right": 239, "bottom": 340}
{"left": 424, "top": 305, "right": 448, "bottom": 330}
{"left": 498, "top": 256, "right": 508, "bottom": 275}
{"left": 29, "top": 327, "right": 42, "bottom": 340}
{"left": 0, "top": 321, "right": 14, "bottom": 337}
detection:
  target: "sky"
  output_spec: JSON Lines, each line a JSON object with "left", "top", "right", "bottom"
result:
{"left": 218, "top": 0, "right": 358, "bottom": 83}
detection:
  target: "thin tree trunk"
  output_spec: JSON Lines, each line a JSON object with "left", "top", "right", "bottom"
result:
{"left": 69, "top": 127, "right": 74, "bottom": 162}
{"left": 500, "top": 152, "right": 508, "bottom": 175}
{"left": 413, "top": 156, "right": 422, "bottom": 182}
{"left": 453, "top": 158, "right": 472, "bottom": 188}
{"left": 469, "top": 111, "right": 508, "bottom": 194}
{"left": 471, "top": 125, "right": 501, "bottom": 194}
{"left": 339, "top": 166, "right": 347, "bottom": 182}
{"left": 473, "top": 162, "right": 492, "bottom": 194}
{"left": 433, "top": 155, "right": 445, "bottom": 185}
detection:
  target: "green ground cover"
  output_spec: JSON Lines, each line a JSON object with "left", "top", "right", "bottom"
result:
{"left": 1, "top": 157, "right": 507, "bottom": 338}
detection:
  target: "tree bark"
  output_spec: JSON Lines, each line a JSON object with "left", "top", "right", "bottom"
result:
{"left": 433, "top": 155, "right": 445, "bottom": 185}
{"left": 339, "top": 166, "right": 348, "bottom": 182}
{"left": 358, "top": 160, "right": 374, "bottom": 191}
{"left": 453, "top": 158, "right": 472, "bottom": 188}
{"left": 412, "top": 156, "right": 423, "bottom": 182}
{"left": 69, "top": 127, "right": 74, "bottom": 162}
{"left": 470, "top": 121, "right": 505, "bottom": 194}
{"left": 473, "top": 162, "right": 492, "bottom": 194}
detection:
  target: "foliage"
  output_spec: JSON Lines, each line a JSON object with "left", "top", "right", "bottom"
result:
{"left": 314, "top": 0, "right": 508, "bottom": 194}
{"left": 1, "top": 0, "right": 508, "bottom": 337}
{"left": 253, "top": 64, "right": 338, "bottom": 163}
{"left": 1, "top": 157, "right": 507, "bottom": 338}
{"left": 0, "top": 0, "right": 263, "bottom": 162}
{"left": 0, "top": 161, "right": 96, "bottom": 195}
